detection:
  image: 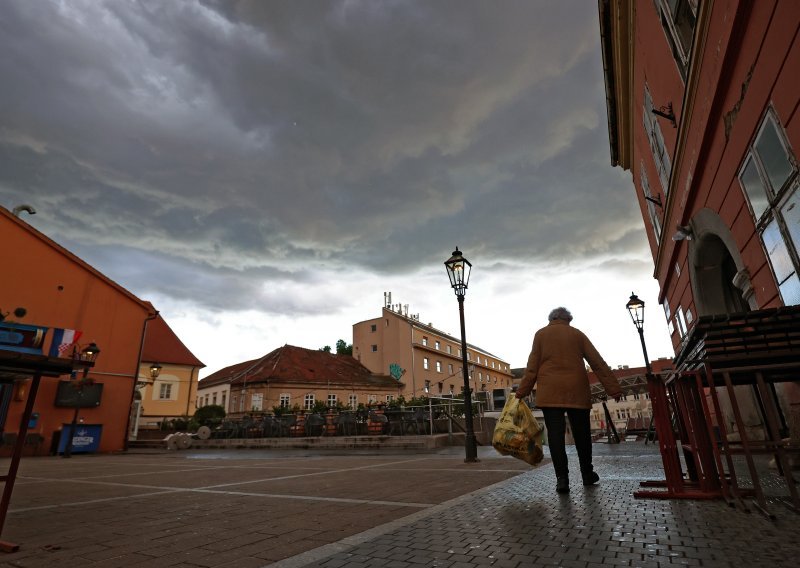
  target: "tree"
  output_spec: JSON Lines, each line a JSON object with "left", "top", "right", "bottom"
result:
{"left": 336, "top": 339, "right": 353, "bottom": 355}
{"left": 319, "top": 345, "right": 332, "bottom": 352}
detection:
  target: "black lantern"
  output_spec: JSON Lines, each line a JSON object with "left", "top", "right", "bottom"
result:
{"left": 444, "top": 247, "right": 472, "bottom": 297}
{"left": 626, "top": 292, "right": 651, "bottom": 374}
{"left": 149, "top": 363, "right": 162, "bottom": 381}
{"left": 444, "top": 247, "right": 478, "bottom": 462}
{"left": 626, "top": 292, "right": 645, "bottom": 331}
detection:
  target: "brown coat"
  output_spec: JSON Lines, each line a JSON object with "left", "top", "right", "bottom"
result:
{"left": 516, "top": 320, "right": 621, "bottom": 409}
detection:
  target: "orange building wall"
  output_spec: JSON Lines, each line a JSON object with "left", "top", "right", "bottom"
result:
{"left": 1, "top": 211, "right": 155, "bottom": 454}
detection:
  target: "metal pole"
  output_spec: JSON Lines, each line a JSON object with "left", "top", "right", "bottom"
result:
{"left": 457, "top": 295, "right": 479, "bottom": 462}
{"left": 62, "top": 406, "right": 80, "bottom": 458}
{"left": 638, "top": 328, "right": 652, "bottom": 374}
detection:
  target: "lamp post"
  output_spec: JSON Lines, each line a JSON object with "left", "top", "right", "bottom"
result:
{"left": 444, "top": 247, "right": 479, "bottom": 462}
{"left": 133, "top": 363, "right": 161, "bottom": 440}
{"left": 626, "top": 292, "right": 656, "bottom": 443}
{"left": 63, "top": 342, "right": 100, "bottom": 458}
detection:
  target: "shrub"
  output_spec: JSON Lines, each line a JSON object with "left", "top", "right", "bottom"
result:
{"left": 193, "top": 405, "right": 226, "bottom": 427}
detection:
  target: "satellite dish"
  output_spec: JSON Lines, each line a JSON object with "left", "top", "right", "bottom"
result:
{"left": 196, "top": 426, "right": 211, "bottom": 440}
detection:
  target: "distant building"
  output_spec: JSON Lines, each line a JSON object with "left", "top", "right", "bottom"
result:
{"left": 198, "top": 344, "right": 402, "bottom": 414}
{"left": 599, "top": 0, "right": 800, "bottom": 430}
{"left": 352, "top": 296, "right": 514, "bottom": 404}
{"left": 135, "top": 314, "right": 204, "bottom": 434}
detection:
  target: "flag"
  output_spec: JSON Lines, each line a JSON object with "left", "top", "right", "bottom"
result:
{"left": 49, "top": 328, "right": 83, "bottom": 357}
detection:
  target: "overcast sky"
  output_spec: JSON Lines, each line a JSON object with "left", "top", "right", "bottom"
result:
{"left": 1, "top": 0, "right": 674, "bottom": 377}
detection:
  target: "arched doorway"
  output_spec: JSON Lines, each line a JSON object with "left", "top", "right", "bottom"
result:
{"left": 687, "top": 209, "right": 765, "bottom": 439}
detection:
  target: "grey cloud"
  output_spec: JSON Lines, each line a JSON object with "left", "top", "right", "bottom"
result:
{"left": 0, "top": 0, "right": 645, "bottom": 311}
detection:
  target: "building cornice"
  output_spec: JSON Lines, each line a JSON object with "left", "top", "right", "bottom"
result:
{"left": 599, "top": 0, "right": 635, "bottom": 169}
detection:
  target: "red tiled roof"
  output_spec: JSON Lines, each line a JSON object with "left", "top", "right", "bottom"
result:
{"left": 200, "top": 345, "right": 401, "bottom": 389}
{"left": 141, "top": 315, "right": 204, "bottom": 368}
{"left": 587, "top": 358, "right": 674, "bottom": 384}
{"left": 199, "top": 358, "right": 260, "bottom": 388}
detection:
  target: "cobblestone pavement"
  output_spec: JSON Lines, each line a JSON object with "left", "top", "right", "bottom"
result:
{"left": 1, "top": 444, "right": 798, "bottom": 567}
{"left": 276, "top": 444, "right": 800, "bottom": 568}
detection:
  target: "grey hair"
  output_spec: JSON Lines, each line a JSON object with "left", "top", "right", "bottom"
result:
{"left": 548, "top": 307, "right": 573, "bottom": 322}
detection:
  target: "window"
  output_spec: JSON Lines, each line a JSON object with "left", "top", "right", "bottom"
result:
{"left": 371, "top": 344, "right": 378, "bottom": 352}
{"left": 675, "top": 306, "right": 688, "bottom": 338}
{"left": 478, "top": 372, "right": 482, "bottom": 382}
{"left": 386, "top": 395, "right": 394, "bottom": 402}
{"left": 371, "top": 324, "right": 377, "bottom": 332}
{"left": 304, "top": 393, "right": 315, "bottom": 410}
{"left": 368, "top": 394, "right": 377, "bottom": 404}
{"left": 491, "top": 361, "right": 495, "bottom": 369}
{"left": 280, "top": 394, "right": 290, "bottom": 409}
{"left": 739, "top": 110, "right": 800, "bottom": 305}
{"left": 349, "top": 394, "right": 358, "bottom": 409}
{"left": 251, "top": 393, "right": 263, "bottom": 411}
{"left": 328, "top": 394, "right": 337, "bottom": 407}
{"left": 212, "top": 393, "right": 217, "bottom": 405}
{"left": 446, "top": 345, "right": 452, "bottom": 354}
{"left": 448, "top": 363, "right": 453, "bottom": 375}
{"left": 656, "top": 0, "right": 697, "bottom": 77}
{"left": 640, "top": 163, "right": 662, "bottom": 240}
{"left": 422, "top": 336, "right": 428, "bottom": 346}
{"left": 643, "top": 86, "right": 672, "bottom": 194}
{"left": 663, "top": 301, "right": 675, "bottom": 335}
{"left": 436, "top": 361, "right": 442, "bottom": 373}
{"left": 221, "top": 393, "right": 226, "bottom": 410}
{"left": 466, "top": 352, "right": 471, "bottom": 361}
{"left": 435, "top": 341, "right": 440, "bottom": 350}
{"left": 204, "top": 394, "right": 209, "bottom": 406}
{"left": 159, "top": 383, "right": 172, "bottom": 400}
{"left": 423, "top": 357, "right": 429, "bottom": 370}
{"left": 457, "top": 348, "right": 461, "bottom": 357}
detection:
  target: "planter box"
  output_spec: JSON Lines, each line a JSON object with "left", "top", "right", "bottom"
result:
{"left": 0, "top": 323, "right": 48, "bottom": 355}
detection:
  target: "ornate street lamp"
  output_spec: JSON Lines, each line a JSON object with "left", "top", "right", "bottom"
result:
{"left": 625, "top": 292, "right": 652, "bottom": 373}
{"left": 63, "top": 343, "right": 101, "bottom": 458}
{"left": 149, "top": 362, "right": 162, "bottom": 381}
{"left": 444, "top": 247, "right": 478, "bottom": 462}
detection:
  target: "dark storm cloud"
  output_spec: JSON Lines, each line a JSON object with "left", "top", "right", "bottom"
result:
{"left": 0, "top": 0, "right": 645, "bottom": 313}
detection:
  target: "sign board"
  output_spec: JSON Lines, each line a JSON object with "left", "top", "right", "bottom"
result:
{"left": 57, "top": 424, "right": 102, "bottom": 454}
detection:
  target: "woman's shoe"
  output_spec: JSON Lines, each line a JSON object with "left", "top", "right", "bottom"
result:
{"left": 556, "top": 477, "right": 570, "bottom": 493}
{"left": 582, "top": 471, "right": 600, "bottom": 486}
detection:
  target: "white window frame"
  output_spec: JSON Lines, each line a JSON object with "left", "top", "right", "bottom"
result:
{"left": 251, "top": 393, "right": 263, "bottom": 411}
{"left": 304, "top": 393, "right": 315, "bottom": 410}
{"left": 640, "top": 162, "right": 663, "bottom": 240}
{"left": 421, "top": 336, "right": 428, "bottom": 346}
{"left": 663, "top": 300, "right": 675, "bottom": 335}
{"left": 435, "top": 341, "right": 440, "bottom": 350}
{"left": 436, "top": 361, "right": 442, "bottom": 373}
{"left": 327, "top": 394, "right": 337, "bottom": 408}
{"left": 655, "top": 0, "right": 698, "bottom": 75}
{"left": 675, "top": 306, "right": 688, "bottom": 338}
{"left": 643, "top": 86, "right": 672, "bottom": 194}
{"left": 423, "top": 357, "right": 429, "bottom": 370}
{"left": 158, "top": 383, "right": 173, "bottom": 400}
{"left": 738, "top": 109, "right": 800, "bottom": 305}
{"left": 348, "top": 394, "right": 358, "bottom": 409}
{"left": 279, "top": 394, "right": 291, "bottom": 409}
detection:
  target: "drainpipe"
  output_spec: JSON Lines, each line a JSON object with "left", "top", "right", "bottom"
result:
{"left": 123, "top": 310, "right": 159, "bottom": 451}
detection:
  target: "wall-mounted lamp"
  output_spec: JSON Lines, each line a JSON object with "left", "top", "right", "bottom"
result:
{"left": 652, "top": 102, "right": 677, "bottom": 128}
{"left": 672, "top": 224, "right": 694, "bottom": 241}
{"left": 149, "top": 363, "right": 162, "bottom": 381}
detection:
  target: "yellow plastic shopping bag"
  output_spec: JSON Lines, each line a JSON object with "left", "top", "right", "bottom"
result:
{"left": 492, "top": 397, "right": 544, "bottom": 466}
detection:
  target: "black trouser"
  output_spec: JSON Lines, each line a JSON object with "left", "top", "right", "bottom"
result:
{"left": 541, "top": 407, "right": 593, "bottom": 480}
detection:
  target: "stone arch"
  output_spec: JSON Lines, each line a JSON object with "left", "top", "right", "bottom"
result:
{"left": 687, "top": 208, "right": 757, "bottom": 316}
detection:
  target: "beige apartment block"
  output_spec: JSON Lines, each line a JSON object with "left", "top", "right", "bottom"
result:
{"left": 352, "top": 298, "right": 515, "bottom": 403}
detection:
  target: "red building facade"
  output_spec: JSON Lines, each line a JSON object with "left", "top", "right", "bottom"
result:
{"left": 600, "top": 1, "right": 800, "bottom": 421}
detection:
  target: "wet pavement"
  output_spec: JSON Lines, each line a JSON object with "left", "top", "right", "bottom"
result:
{"left": 1, "top": 443, "right": 798, "bottom": 567}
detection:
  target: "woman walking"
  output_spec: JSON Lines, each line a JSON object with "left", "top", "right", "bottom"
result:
{"left": 516, "top": 307, "right": 622, "bottom": 494}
